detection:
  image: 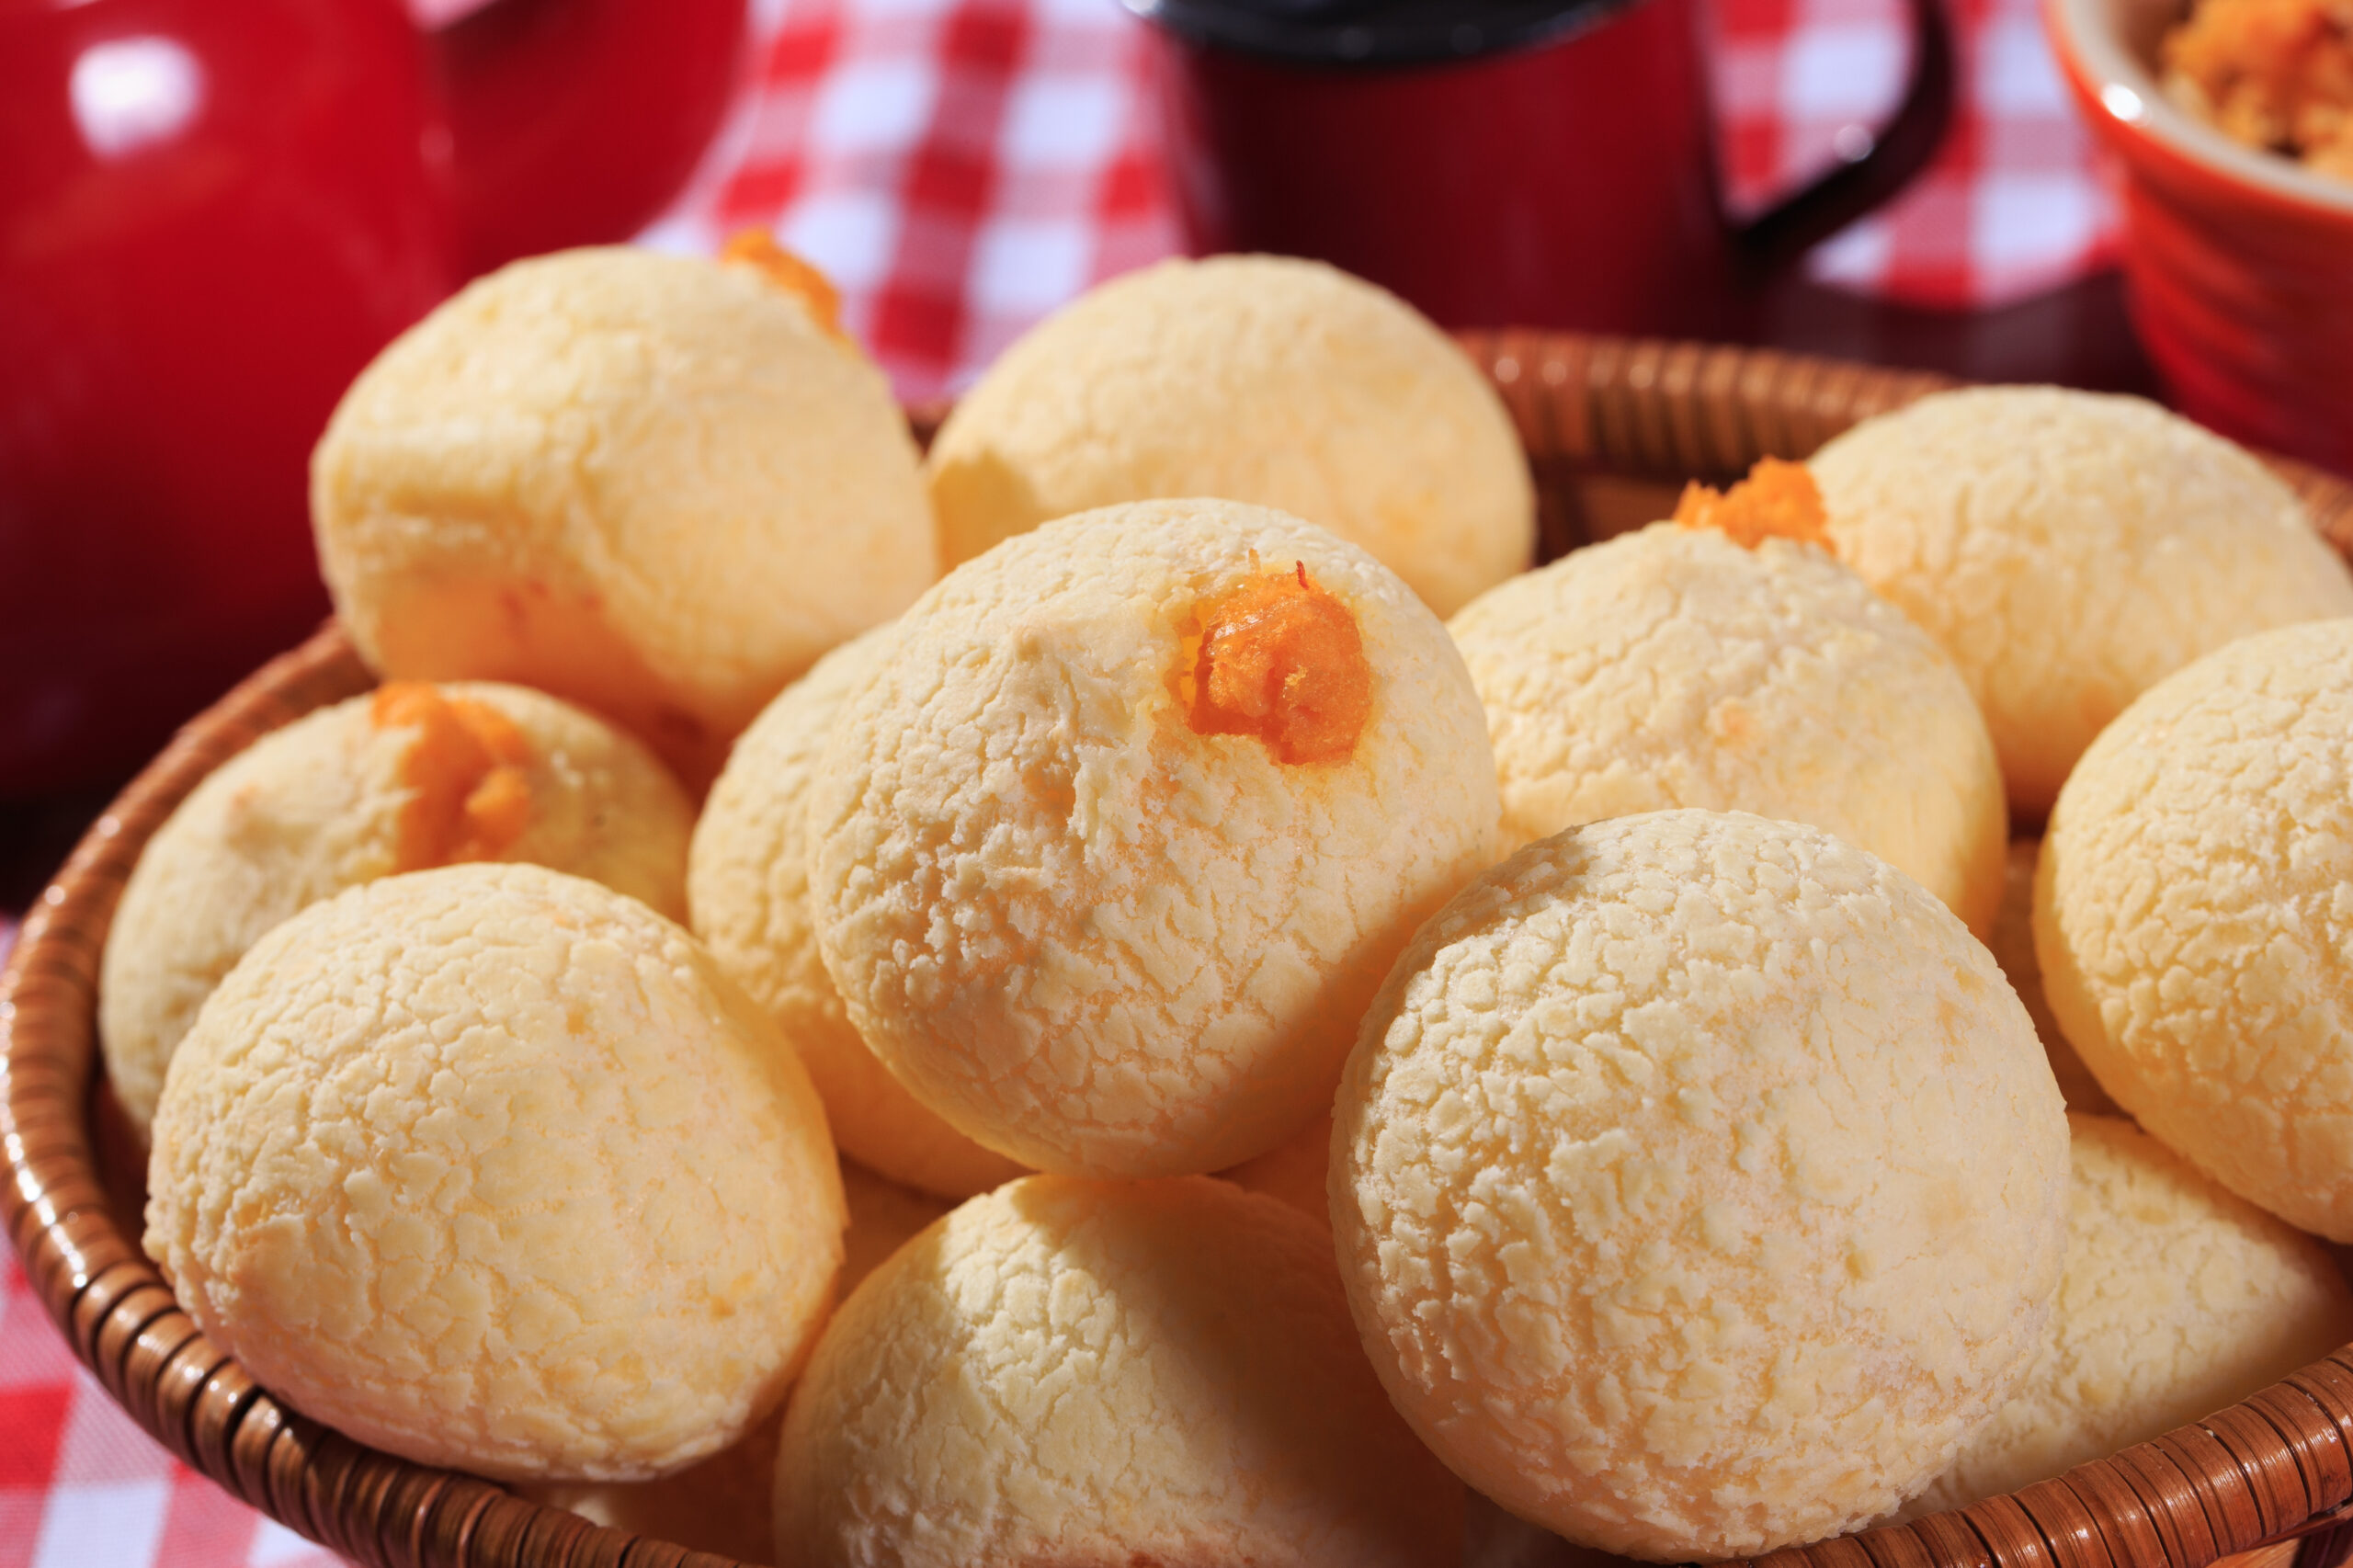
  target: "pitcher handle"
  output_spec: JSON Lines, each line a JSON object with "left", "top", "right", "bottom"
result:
{"left": 1731, "top": 0, "right": 1956, "bottom": 273}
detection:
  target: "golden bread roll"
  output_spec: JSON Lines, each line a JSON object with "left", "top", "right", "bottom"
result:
{"left": 2038, "top": 618, "right": 2353, "bottom": 1237}
{"left": 809, "top": 498, "right": 1499, "bottom": 1177}
{"left": 1335, "top": 810, "right": 2069, "bottom": 1561}
{"left": 776, "top": 1175, "right": 1464, "bottom": 1568}
{"left": 145, "top": 863, "right": 844, "bottom": 1483}
{"left": 313, "top": 245, "right": 934, "bottom": 785}
{"left": 926, "top": 255, "right": 1533, "bottom": 617}
{"left": 1810, "top": 386, "right": 2353, "bottom": 814}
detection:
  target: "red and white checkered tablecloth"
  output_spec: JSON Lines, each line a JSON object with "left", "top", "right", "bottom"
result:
{"left": 645, "top": 0, "right": 2120, "bottom": 402}
{"left": 0, "top": 0, "right": 2121, "bottom": 1562}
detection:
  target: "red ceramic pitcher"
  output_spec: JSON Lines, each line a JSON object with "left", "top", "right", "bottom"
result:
{"left": 1135, "top": 0, "right": 1953, "bottom": 339}
{"left": 0, "top": 0, "right": 746, "bottom": 795}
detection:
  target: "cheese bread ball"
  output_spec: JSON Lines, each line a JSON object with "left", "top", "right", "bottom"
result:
{"left": 776, "top": 1175, "right": 1464, "bottom": 1568}
{"left": 691, "top": 626, "right": 1027, "bottom": 1198}
{"left": 810, "top": 499, "right": 1501, "bottom": 1177}
{"left": 523, "top": 1157, "right": 949, "bottom": 1560}
{"left": 1899, "top": 1114, "right": 2353, "bottom": 1518}
{"left": 312, "top": 245, "right": 935, "bottom": 786}
{"left": 1449, "top": 521, "right": 2006, "bottom": 935}
{"left": 1984, "top": 840, "right": 2115, "bottom": 1115}
{"left": 1335, "top": 810, "right": 2070, "bottom": 1562}
{"left": 100, "top": 681, "right": 692, "bottom": 1134}
{"left": 926, "top": 255, "right": 1533, "bottom": 618}
{"left": 144, "top": 863, "right": 846, "bottom": 1483}
{"left": 1810, "top": 386, "right": 2353, "bottom": 815}
{"left": 2037, "top": 619, "right": 2353, "bottom": 1238}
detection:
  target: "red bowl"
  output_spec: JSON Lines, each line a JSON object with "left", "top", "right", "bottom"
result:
{"left": 2043, "top": 0, "right": 2353, "bottom": 475}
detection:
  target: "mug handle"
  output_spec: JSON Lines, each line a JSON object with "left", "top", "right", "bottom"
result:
{"left": 1730, "top": 0, "right": 1956, "bottom": 273}
{"left": 421, "top": 0, "right": 749, "bottom": 278}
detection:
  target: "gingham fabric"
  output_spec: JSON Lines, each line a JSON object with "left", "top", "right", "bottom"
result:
{"left": 646, "top": 0, "right": 2121, "bottom": 402}
{"left": 0, "top": 0, "right": 2122, "bottom": 1559}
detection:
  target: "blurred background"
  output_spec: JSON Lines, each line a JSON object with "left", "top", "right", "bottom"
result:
{"left": 0, "top": 1, "right": 2344, "bottom": 1562}
{"left": 0, "top": 0, "right": 2160, "bottom": 828}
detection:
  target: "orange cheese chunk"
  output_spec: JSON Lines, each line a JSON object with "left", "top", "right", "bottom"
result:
{"left": 721, "top": 230, "right": 845, "bottom": 339}
{"left": 1185, "top": 562, "right": 1372, "bottom": 765}
{"left": 1674, "top": 457, "right": 1833, "bottom": 551}
{"left": 371, "top": 683, "right": 536, "bottom": 870}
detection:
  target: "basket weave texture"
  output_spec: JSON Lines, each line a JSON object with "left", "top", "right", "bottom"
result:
{"left": 6, "top": 332, "right": 2353, "bottom": 1568}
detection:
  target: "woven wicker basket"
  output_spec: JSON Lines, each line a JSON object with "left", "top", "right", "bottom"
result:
{"left": 7, "top": 332, "right": 2353, "bottom": 1568}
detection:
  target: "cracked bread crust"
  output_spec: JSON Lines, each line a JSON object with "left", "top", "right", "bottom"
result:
{"left": 807, "top": 499, "right": 1501, "bottom": 1178}
{"left": 774, "top": 1175, "right": 1464, "bottom": 1568}
{"left": 691, "top": 625, "right": 1027, "bottom": 1199}
{"left": 1897, "top": 1114, "right": 2353, "bottom": 1518}
{"left": 517, "top": 1157, "right": 953, "bottom": 1560}
{"left": 925, "top": 255, "right": 1534, "bottom": 619}
{"left": 1810, "top": 387, "right": 2353, "bottom": 815}
{"left": 1333, "top": 810, "right": 2068, "bottom": 1562}
{"left": 100, "top": 682, "right": 693, "bottom": 1134}
{"left": 1449, "top": 522, "right": 2006, "bottom": 936}
{"left": 311, "top": 246, "right": 935, "bottom": 785}
{"left": 2036, "top": 619, "right": 2353, "bottom": 1239}
{"left": 143, "top": 863, "right": 846, "bottom": 1483}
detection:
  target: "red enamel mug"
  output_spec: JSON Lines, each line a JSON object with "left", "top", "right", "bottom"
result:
{"left": 1131, "top": 0, "right": 1954, "bottom": 338}
{"left": 0, "top": 0, "right": 745, "bottom": 795}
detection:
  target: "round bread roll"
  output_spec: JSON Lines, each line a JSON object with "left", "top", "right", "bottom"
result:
{"left": 691, "top": 626, "right": 1027, "bottom": 1198}
{"left": 1334, "top": 810, "right": 2070, "bottom": 1562}
{"left": 1449, "top": 521, "right": 2006, "bottom": 935}
{"left": 1899, "top": 1114, "right": 2353, "bottom": 1518}
{"left": 144, "top": 863, "right": 846, "bottom": 1483}
{"left": 100, "top": 681, "right": 692, "bottom": 1133}
{"left": 1984, "top": 839, "right": 2114, "bottom": 1115}
{"left": 926, "top": 255, "right": 1533, "bottom": 618}
{"left": 2038, "top": 619, "right": 2353, "bottom": 1238}
{"left": 312, "top": 245, "right": 935, "bottom": 786}
{"left": 775, "top": 1175, "right": 1464, "bottom": 1568}
{"left": 809, "top": 499, "right": 1501, "bottom": 1177}
{"left": 522, "top": 1157, "right": 950, "bottom": 1560}
{"left": 1809, "top": 386, "right": 2353, "bottom": 815}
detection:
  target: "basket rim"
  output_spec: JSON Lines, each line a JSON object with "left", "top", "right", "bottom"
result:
{"left": 6, "top": 328, "right": 2353, "bottom": 1568}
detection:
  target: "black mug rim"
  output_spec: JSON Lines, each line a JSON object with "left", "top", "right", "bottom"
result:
{"left": 1120, "top": 0, "right": 1647, "bottom": 69}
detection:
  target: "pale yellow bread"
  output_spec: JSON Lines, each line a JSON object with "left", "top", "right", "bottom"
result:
{"left": 143, "top": 863, "right": 846, "bottom": 1483}
{"left": 99, "top": 681, "right": 692, "bottom": 1133}
{"left": 1985, "top": 839, "right": 2115, "bottom": 1115}
{"left": 809, "top": 499, "right": 1500, "bottom": 1178}
{"left": 1898, "top": 1114, "right": 2353, "bottom": 1518}
{"left": 1449, "top": 521, "right": 2006, "bottom": 936}
{"left": 926, "top": 255, "right": 1533, "bottom": 618}
{"left": 690, "top": 625, "right": 1026, "bottom": 1198}
{"left": 522, "top": 1158, "right": 949, "bottom": 1562}
{"left": 1809, "top": 386, "right": 2353, "bottom": 815}
{"left": 311, "top": 246, "right": 935, "bottom": 786}
{"left": 2037, "top": 619, "right": 2353, "bottom": 1239}
{"left": 774, "top": 1175, "right": 1465, "bottom": 1568}
{"left": 1334, "top": 809, "right": 2069, "bottom": 1562}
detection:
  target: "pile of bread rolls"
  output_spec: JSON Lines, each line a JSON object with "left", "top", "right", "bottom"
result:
{"left": 103, "top": 243, "right": 2353, "bottom": 1567}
